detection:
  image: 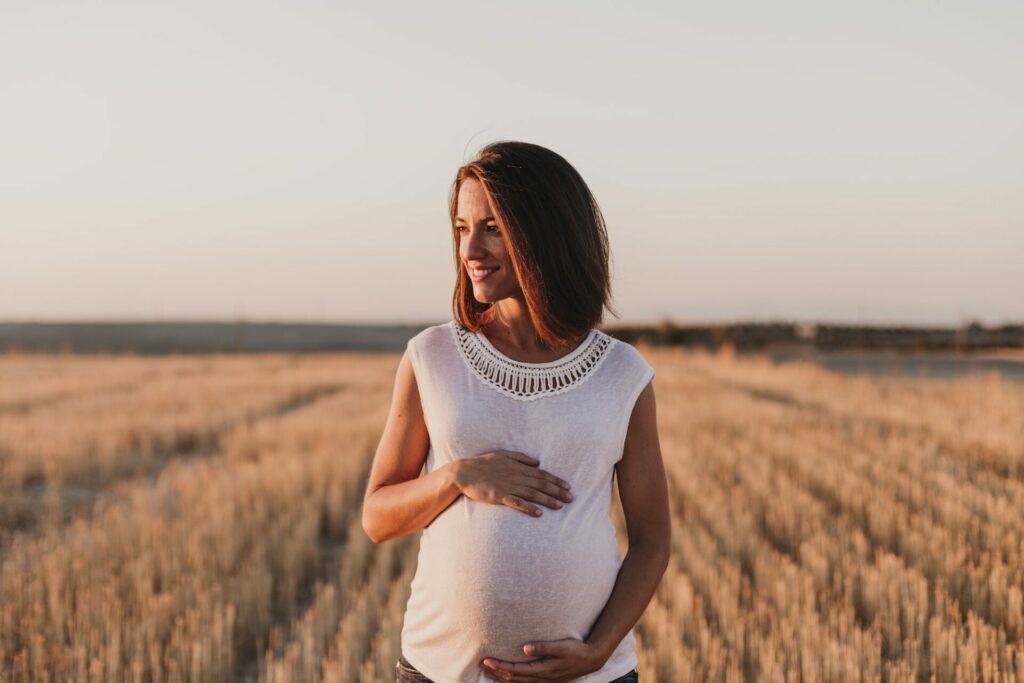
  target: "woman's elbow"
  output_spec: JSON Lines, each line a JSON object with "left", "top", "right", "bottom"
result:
{"left": 361, "top": 494, "right": 388, "bottom": 544}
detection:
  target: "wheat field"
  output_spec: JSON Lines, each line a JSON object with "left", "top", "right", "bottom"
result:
{"left": 1, "top": 347, "right": 1022, "bottom": 682}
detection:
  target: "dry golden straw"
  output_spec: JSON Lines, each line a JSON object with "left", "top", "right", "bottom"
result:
{"left": 1, "top": 348, "right": 1022, "bottom": 682}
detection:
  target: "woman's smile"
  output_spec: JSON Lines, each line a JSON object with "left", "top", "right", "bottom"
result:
{"left": 469, "top": 266, "right": 500, "bottom": 282}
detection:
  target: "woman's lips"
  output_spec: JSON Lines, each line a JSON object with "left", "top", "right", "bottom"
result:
{"left": 469, "top": 266, "right": 499, "bottom": 282}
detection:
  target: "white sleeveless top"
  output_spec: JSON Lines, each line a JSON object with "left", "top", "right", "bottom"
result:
{"left": 400, "top": 320, "right": 655, "bottom": 683}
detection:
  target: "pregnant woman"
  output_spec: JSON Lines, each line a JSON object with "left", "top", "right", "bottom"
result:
{"left": 362, "top": 140, "right": 671, "bottom": 683}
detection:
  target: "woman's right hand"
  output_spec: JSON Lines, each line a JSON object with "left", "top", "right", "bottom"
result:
{"left": 453, "top": 450, "right": 574, "bottom": 517}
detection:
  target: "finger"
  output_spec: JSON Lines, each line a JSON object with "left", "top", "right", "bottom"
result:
{"left": 522, "top": 476, "right": 575, "bottom": 503}
{"left": 488, "top": 657, "right": 563, "bottom": 676}
{"left": 532, "top": 469, "right": 572, "bottom": 491}
{"left": 521, "top": 470, "right": 573, "bottom": 494}
{"left": 485, "top": 672, "right": 540, "bottom": 683}
{"left": 482, "top": 663, "right": 544, "bottom": 683}
{"left": 500, "top": 661, "right": 557, "bottom": 675}
{"left": 501, "top": 494, "right": 543, "bottom": 517}
{"left": 481, "top": 659, "right": 518, "bottom": 681}
{"left": 514, "top": 462, "right": 569, "bottom": 491}
{"left": 509, "top": 486, "right": 566, "bottom": 511}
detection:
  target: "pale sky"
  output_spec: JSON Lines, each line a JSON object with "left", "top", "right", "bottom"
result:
{"left": 2, "top": 0, "right": 1021, "bottom": 327}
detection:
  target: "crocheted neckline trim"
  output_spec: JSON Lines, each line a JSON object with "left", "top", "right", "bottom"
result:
{"left": 451, "top": 321, "right": 615, "bottom": 401}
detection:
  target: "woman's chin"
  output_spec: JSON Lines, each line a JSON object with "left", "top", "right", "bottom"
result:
{"left": 472, "top": 287, "right": 503, "bottom": 304}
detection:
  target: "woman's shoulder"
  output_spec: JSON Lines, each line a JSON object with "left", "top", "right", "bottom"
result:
{"left": 598, "top": 330, "right": 649, "bottom": 362}
{"left": 601, "top": 333, "right": 655, "bottom": 380}
{"left": 406, "top": 320, "right": 455, "bottom": 350}
{"left": 403, "top": 321, "right": 457, "bottom": 393}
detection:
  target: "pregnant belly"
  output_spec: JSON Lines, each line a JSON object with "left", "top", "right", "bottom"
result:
{"left": 410, "top": 496, "right": 623, "bottom": 662}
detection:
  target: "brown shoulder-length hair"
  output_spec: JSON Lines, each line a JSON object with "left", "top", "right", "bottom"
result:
{"left": 449, "top": 140, "right": 618, "bottom": 350}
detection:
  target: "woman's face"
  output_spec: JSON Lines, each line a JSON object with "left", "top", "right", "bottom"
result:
{"left": 455, "top": 177, "right": 520, "bottom": 303}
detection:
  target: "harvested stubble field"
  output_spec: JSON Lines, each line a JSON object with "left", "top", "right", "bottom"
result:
{"left": 1, "top": 347, "right": 1022, "bottom": 683}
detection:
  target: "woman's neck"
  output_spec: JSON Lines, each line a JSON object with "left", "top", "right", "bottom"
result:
{"left": 481, "top": 298, "right": 537, "bottom": 350}
{"left": 481, "top": 298, "right": 585, "bottom": 354}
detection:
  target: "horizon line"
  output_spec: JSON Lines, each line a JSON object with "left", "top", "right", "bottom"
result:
{"left": 0, "top": 317, "right": 1019, "bottom": 330}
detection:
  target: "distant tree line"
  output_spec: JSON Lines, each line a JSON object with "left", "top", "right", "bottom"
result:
{"left": 607, "top": 320, "right": 1024, "bottom": 352}
{"left": 1, "top": 320, "right": 1021, "bottom": 355}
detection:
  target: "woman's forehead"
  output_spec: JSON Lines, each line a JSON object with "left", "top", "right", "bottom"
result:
{"left": 456, "top": 178, "right": 495, "bottom": 215}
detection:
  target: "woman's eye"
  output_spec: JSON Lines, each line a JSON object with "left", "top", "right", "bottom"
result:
{"left": 453, "top": 225, "right": 499, "bottom": 233}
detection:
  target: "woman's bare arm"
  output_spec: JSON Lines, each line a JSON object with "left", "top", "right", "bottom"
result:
{"left": 583, "top": 379, "right": 672, "bottom": 659}
{"left": 361, "top": 350, "right": 462, "bottom": 543}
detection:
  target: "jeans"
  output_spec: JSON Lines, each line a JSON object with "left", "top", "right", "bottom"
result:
{"left": 396, "top": 654, "right": 639, "bottom": 683}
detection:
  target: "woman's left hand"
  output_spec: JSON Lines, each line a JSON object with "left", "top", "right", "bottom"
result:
{"left": 481, "top": 637, "right": 607, "bottom": 682}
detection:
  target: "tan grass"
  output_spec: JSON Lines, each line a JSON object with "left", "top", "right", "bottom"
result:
{"left": 1, "top": 349, "right": 1022, "bottom": 682}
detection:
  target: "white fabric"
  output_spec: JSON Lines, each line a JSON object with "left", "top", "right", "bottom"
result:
{"left": 400, "top": 320, "right": 656, "bottom": 683}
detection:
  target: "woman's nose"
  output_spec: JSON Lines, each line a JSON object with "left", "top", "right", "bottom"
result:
{"left": 460, "top": 231, "right": 487, "bottom": 259}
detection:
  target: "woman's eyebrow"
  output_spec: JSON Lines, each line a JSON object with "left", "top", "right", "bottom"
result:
{"left": 454, "top": 216, "right": 496, "bottom": 222}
